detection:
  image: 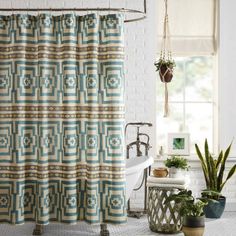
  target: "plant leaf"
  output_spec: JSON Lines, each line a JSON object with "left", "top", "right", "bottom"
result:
{"left": 218, "top": 141, "right": 233, "bottom": 191}
{"left": 209, "top": 153, "right": 217, "bottom": 190}
{"left": 195, "top": 143, "right": 210, "bottom": 187}
{"left": 220, "top": 164, "right": 236, "bottom": 191}
{"left": 204, "top": 139, "right": 213, "bottom": 189}
{"left": 216, "top": 150, "right": 223, "bottom": 170}
{"left": 201, "top": 189, "right": 221, "bottom": 196}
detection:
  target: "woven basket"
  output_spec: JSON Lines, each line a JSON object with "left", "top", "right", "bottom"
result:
{"left": 147, "top": 186, "right": 182, "bottom": 234}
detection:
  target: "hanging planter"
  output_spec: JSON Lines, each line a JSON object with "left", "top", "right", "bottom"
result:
{"left": 155, "top": 0, "right": 175, "bottom": 117}
{"left": 155, "top": 58, "right": 175, "bottom": 83}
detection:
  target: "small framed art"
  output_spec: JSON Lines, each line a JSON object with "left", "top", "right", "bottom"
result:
{"left": 167, "top": 133, "right": 190, "bottom": 156}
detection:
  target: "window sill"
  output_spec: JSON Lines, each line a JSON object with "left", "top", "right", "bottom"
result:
{"left": 153, "top": 155, "right": 236, "bottom": 169}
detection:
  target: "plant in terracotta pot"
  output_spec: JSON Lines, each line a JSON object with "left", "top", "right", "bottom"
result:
{"left": 195, "top": 139, "right": 236, "bottom": 218}
{"left": 154, "top": 58, "right": 176, "bottom": 83}
{"left": 164, "top": 156, "right": 189, "bottom": 178}
{"left": 165, "top": 189, "right": 208, "bottom": 236}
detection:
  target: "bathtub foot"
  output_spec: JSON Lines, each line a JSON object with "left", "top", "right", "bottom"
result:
{"left": 33, "top": 224, "right": 44, "bottom": 235}
{"left": 100, "top": 223, "right": 109, "bottom": 236}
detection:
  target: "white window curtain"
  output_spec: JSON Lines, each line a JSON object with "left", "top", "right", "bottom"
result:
{"left": 157, "top": 0, "right": 217, "bottom": 55}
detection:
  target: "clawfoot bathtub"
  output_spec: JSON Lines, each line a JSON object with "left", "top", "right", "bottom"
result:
{"left": 126, "top": 155, "right": 154, "bottom": 200}
{"left": 33, "top": 155, "right": 154, "bottom": 236}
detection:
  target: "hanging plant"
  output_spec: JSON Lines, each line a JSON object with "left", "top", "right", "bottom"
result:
{"left": 155, "top": 0, "right": 175, "bottom": 117}
{"left": 154, "top": 57, "right": 175, "bottom": 83}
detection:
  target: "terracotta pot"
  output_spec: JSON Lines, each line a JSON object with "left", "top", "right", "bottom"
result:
{"left": 182, "top": 215, "right": 205, "bottom": 236}
{"left": 159, "top": 64, "right": 173, "bottom": 83}
{"left": 153, "top": 168, "right": 168, "bottom": 178}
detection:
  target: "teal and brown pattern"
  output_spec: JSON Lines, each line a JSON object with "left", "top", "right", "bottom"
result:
{"left": 0, "top": 13, "right": 126, "bottom": 225}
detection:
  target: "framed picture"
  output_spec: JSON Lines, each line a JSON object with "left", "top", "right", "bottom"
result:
{"left": 167, "top": 133, "right": 190, "bottom": 156}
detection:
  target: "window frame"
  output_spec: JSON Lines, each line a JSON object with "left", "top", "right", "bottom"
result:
{"left": 156, "top": 54, "right": 218, "bottom": 156}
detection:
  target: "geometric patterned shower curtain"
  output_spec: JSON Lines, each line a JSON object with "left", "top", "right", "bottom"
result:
{"left": 0, "top": 13, "right": 126, "bottom": 225}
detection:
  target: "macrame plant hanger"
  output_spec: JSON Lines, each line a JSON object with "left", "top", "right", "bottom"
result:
{"left": 159, "top": 0, "right": 174, "bottom": 117}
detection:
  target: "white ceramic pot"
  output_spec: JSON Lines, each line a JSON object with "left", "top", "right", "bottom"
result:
{"left": 169, "top": 167, "right": 185, "bottom": 178}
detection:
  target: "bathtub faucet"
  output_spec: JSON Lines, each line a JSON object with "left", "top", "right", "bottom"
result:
{"left": 125, "top": 122, "right": 152, "bottom": 218}
{"left": 125, "top": 122, "right": 152, "bottom": 158}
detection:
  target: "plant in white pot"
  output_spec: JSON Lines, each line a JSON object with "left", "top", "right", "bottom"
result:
{"left": 164, "top": 156, "right": 189, "bottom": 178}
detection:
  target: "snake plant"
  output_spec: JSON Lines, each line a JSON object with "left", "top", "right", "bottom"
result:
{"left": 195, "top": 139, "right": 236, "bottom": 193}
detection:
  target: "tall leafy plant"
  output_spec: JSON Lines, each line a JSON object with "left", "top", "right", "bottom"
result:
{"left": 195, "top": 139, "right": 236, "bottom": 194}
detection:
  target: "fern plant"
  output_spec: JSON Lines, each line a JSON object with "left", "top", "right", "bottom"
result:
{"left": 164, "top": 156, "right": 189, "bottom": 170}
{"left": 195, "top": 139, "right": 236, "bottom": 195}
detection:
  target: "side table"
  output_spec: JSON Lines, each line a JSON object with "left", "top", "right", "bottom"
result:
{"left": 147, "top": 186, "right": 183, "bottom": 234}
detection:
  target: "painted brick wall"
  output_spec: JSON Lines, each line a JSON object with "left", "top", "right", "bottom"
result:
{"left": 124, "top": 0, "right": 157, "bottom": 157}
{"left": 4, "top": 0, "right": 236, "bottom": 211}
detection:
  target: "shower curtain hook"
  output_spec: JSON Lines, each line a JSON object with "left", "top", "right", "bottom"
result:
{"left": 11, "top": 2, "right": 13, "bottom": 16}
{"left": 96, "top": 7, "right": 99, "bottom": 18}
{"left": 81, "top": 0, "right": 85, "bottom": 16}
{"left": 37, "top": 7, "right": 40, "bottom": 21}
{"left": 50, "top": 7, "right": 52, "bottom": 17}
{"left": 109, "top": 0, "right": 111, "bottom": 15}
{"left": 62, "top": 2, "right": 65, "bottom": 17}
{"left": 62, "top": 8, "right": 64, "bottom": 17}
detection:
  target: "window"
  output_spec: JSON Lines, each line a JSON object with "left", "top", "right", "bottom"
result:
{"left": 156, "top": 56, "right": 216, "bottom": 155}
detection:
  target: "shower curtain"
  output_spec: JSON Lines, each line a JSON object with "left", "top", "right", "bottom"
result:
{"left": 0, "top": 13, "right": 126, "bottom": 225}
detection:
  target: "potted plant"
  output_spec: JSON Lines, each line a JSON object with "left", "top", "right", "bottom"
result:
{"left": 165, "top": 189, "right": 207, "bottom": 236}
{"left": 195, "top": 139, "right": 236, "bottom": 218}
{"left": 154, "top": 58, "right": 176, "bottom": 83}
{"left": 164, "top": 156, "right": 189, "bottom": 178}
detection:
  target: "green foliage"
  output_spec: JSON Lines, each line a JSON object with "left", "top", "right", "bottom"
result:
{"left": 154, "top": 58, "right": 176, "bottom": 72}
{"left": 164, "top": 156, "right": 189, "bottom": 170}
{"left": 195, "top": 139, "right": 236, "bottom": 196}
{"left": 200, "top": 189, "right": 222, "bottom": 200}
{"left": 165, "top": 189, "right": 207, "bottom": 217}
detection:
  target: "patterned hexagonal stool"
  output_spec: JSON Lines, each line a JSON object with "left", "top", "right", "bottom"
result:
{"left": 147, "top": 186, "right": 182, "bottom": 234}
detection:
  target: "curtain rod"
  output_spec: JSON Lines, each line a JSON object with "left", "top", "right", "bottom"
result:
{"left": 0, "top": 4, "right": 147, "bottom": 23}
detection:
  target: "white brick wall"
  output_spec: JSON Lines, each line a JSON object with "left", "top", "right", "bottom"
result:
{"left": 129, "top": 161, "right": 236, "bottom": 211}
{"left": 5, "top": 0, "right": 236, "bottom": 211}
{"left": 124, "top": 0, "right": 157, "bottom": 158}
